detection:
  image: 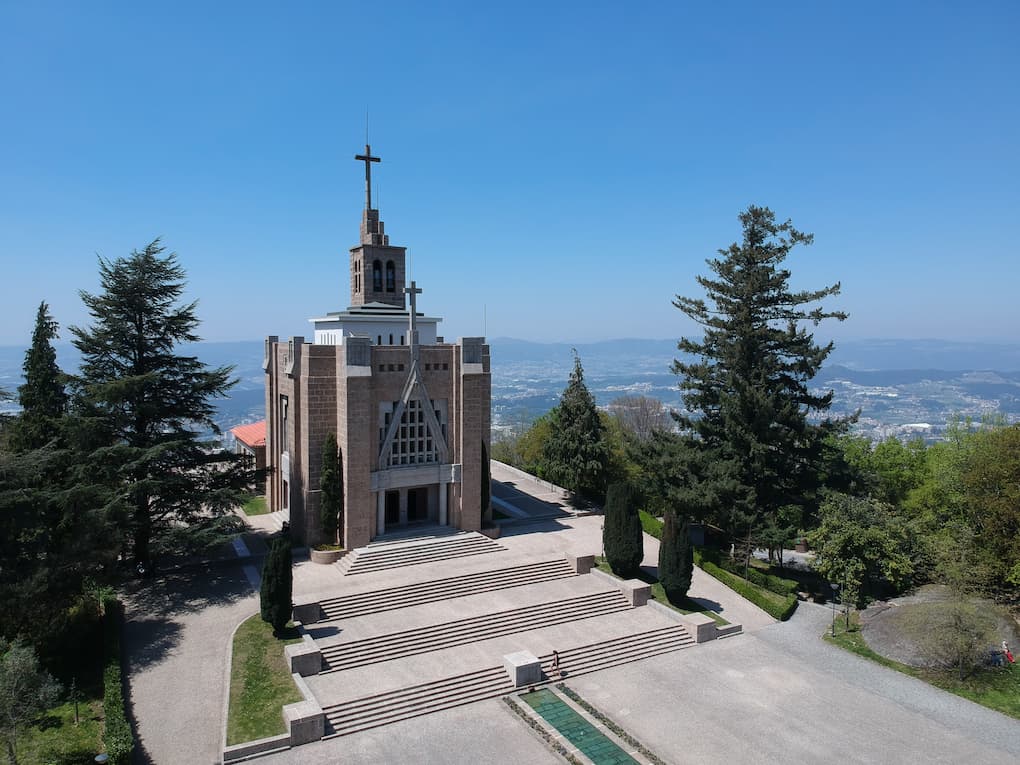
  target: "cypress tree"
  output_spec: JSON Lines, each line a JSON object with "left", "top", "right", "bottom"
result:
{"left": 603, "top": 482, "right": 643, "bottom": 578}
{"left": 672, "top": 206, "right": 850, "bottom": 546}
{"left": 320, "top": 433, "right": 343, "bottom": 546}
{"left": 260, "top": 535, "right": 293, "bottom": 633}
{"left": 542, "top": 352, "right": 611, "bottom": 500}
{"left": 658, "top": 511, "right": 693, "bottom": 604}
{"left": 9, "top": 301, "right": 67, "bottom": 452}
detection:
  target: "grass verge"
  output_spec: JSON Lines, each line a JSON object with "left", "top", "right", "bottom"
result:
{"left": 826, "top": 611, "right": 1020, "bottom": 719}
{"left": 594, "top": 557, "right": 728, "bottom": 625}
{"left": 243, "top": 495, "right": 269, "bottom": 516}
{"left": 227, "top": 615, "right": 304, "bottom": 745}
{"left": 19, "top": 698, "right": 105, "bottom": 765}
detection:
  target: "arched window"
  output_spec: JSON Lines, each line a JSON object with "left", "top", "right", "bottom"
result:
{"left": 373, "top": 260, "right": 382, "bottom": 292}
{"left": 385, "top": 260, "right": 395, "bottom": 292}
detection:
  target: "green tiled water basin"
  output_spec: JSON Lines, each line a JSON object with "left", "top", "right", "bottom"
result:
{"left": 520, "top": 689, "right": 638, "bottom": 765}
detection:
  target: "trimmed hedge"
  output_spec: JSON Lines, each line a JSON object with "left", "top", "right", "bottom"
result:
{"left": 638, "top": 510, "right": 798, "bottom": 620}
{"left": 101, "top": 597, "right": 134, "bottom": 764}
{"left": 639, "top": 509, "right": 663, "bottom": 539}
{"left": 701, "top": 561, "right": 798, "bottom": 621}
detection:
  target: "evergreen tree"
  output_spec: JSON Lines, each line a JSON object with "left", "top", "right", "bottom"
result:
{"left": 603, "top": 482, "right": 643, "bottom": 578}
{"left": 542, "top": 352, "right": 611, "bottom": 500}
{"left": 658, "top": 511, "right": 693, "bottom": 604}
{"left": 672, "top": 206, "right": 849, "bottom": 547}
{"left": 319, "top": 433, "right": 343, "bottom": 546}
{"left": 8, "top": 302, "right": 67, "bottom": 452}
{"left": 260, "top": 535, "right": 293, "bottom": 633}
{"left": 70, "top": 240, "right": 248, "bottom": 568}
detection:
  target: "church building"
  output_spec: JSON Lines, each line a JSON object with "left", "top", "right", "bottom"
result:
{"left": 263, "top": 146, "right": 492, "bottom": 549}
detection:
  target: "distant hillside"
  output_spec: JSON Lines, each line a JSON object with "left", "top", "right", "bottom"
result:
{"left": 3, "top": 337, "right": 1020, "bottom": 442}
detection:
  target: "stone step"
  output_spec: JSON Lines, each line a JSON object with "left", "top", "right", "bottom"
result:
{"left": 322, "top": 625, "right": 694, "bottom": 737}
{"left": 320, "top": 590, "right": 630, "bottom": 672}
{"left": 338, "top": 532, "right": 505, "bottom": 576}
{"left": 319, "top": 558, "right": 577, "bottom": 621}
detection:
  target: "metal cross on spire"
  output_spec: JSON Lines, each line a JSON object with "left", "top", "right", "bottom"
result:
{"left": 405, "top": 281, "right": 422, "bottom": 360}
{"left": 354, "top": 144, "right": 380, "bottom": 209}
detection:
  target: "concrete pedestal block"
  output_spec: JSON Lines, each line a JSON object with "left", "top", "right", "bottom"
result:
{"left": 679, "top": 612, "right": 718, "bottom": 643}
{"left": 504, "top": 651, "right": 542, "bottom": 687}
{"left": 292, "top": 601, "right": 321, "bottom": 625}
{"left": 620, "top": 579, "right": 651, "bottom": 606}
{"left": 565, "top": 553, "right": 595, "bottom": 575}
{"left": 283, "top": 700, "right": 324, "bottom": 746}
{"left": 285, "top": 641, "right": 322, "bottom": 676}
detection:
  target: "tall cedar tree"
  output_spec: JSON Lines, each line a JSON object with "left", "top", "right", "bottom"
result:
{"left": 260, "top": 535, "right": 293, "bottom": 633}
{"left": 672, "top": 206, "right": 849, "bottom": 543}
{"left": 71, "top": 240, "right": 248, "bottom": 567}
{"left": 542, "top": 352, "right": 611, "bottom": 500}
{"left": 8, "top": 302, "right": 67, "bottom": 452}
{"left": 658, "top": 511, "right": 694, "bottom": 603}
{"left": 603, "top": 482, "right": 643, "bottom": 578}
{"left": 319, "top": 433, "right": 343, "bottom": 546}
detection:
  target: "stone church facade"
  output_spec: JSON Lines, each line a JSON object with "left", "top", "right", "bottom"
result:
{"left": 263, "top": 146, "right": 491, "bottom": 549}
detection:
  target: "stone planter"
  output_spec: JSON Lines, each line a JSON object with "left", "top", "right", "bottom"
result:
{"left": 310, "top": 548, "right": 345, "bottom": 565}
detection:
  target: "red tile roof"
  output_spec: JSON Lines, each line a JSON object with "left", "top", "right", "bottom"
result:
{"left": 231, "top": 420, "right": 266, "bottom": 448}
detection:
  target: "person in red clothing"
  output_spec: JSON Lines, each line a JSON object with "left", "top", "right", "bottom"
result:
{"left": 1003, "top": 640, "right": 1015, "bottom": 664}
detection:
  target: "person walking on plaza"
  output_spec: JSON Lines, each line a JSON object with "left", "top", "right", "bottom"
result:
{"left": 550, "top": 650, "right": 562, "bottom": 679}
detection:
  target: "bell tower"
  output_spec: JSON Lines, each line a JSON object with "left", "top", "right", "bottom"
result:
{"left": 349, "top": 145, "right": 407, "bottom": 308}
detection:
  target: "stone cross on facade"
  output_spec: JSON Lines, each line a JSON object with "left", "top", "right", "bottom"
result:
{"left": 354, "top": 144, "right": 380, "bottom": 209}
{"left": 405, "top": 281, "right": 422, "bottom": 359}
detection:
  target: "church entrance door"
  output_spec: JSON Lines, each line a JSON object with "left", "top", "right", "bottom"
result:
{"left": 407, "top": 487, "right": 429, "bottom": 523}
{"left": 385, "top": 491, "right": 400, "bottom": 525}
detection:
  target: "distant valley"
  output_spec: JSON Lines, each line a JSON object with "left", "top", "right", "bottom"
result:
{"left": 2, "top": 338, "right": 1019, "bottom": 443}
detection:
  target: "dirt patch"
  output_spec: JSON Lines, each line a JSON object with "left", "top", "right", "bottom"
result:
{"left": 861, "top": 586, "right": 1020, "bottom": 668}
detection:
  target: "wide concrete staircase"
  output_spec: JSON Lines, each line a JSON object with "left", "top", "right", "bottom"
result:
{"left": 321, "top": 625, "right": 695, "bottom": 737}
{"left": 320, "top": 590, "right": 630, "bottom": 672}
{"left": 337, "top": 531, "right": 505, "bottom": 576}
{"left": 319, "top": 558, "right": 577, "bottom": 621}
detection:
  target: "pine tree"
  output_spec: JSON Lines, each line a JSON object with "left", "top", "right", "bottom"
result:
{"left": 319, "top": 433, "right": 343, "bottom": 546}
{"left": 260, "top": 535, "right": 293, "bottom": 633}
{"left": 672, "top": 206, "right": 849, "bottom": 545}
{"left": 603, "top": 482, "right": 644, "bottom": 578}
{"left": 542, "top": 352, "right": 611, "bottom": 500}
{"left": 8, "top": 302, "right": 67, "bottom": 452}
{"left": 71, "top": 240, "right": 249, "bottom": 568}
{"left": 658, "top": 511, "right": 693, "bottom": 604}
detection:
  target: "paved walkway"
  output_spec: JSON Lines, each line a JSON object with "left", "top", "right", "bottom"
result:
{"left": 121, "top": 472, "right": 1019, "bottom": 764}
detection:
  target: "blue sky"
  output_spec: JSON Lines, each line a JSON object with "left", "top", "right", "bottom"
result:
{"left": 1, "top": 1, "right": 1017, "bottom": 347}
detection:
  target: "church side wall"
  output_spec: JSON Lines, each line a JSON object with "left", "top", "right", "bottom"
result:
{"left": 296, "top": 345, "right": 339, "bottom": 546}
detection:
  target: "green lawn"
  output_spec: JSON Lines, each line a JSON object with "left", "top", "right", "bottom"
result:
{"left": 243, "top": 495, "right": 269, "bottom": 516}
{"left": 826, "top": 611, "right": 1020, "bottom": 719}
{"left": 227, "top": 615, "right": 304, "bottom": 745}
{"left": 18, "top": 697, "right": 105, "bottom": 765}
{"left": 594, "top": 557, "right": 728, "bottom": 625}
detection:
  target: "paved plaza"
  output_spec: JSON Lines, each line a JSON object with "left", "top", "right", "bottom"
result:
{"left": 122, "top": 471, "right": 1020, "bottom": 764}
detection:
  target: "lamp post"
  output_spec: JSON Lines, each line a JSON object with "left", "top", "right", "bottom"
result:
{"left": 830, "top": 582, "right": 839, "bottom": 637}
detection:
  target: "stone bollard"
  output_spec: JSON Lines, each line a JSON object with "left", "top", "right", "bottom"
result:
{"left": 503, "top": 651, "right": 542, "bottom": 687}
{"left": 565, "top": 553, "right": 595, "bottom": 575}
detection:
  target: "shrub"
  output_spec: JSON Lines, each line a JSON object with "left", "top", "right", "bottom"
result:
{"left": 701, "top": 561, "right": 798, "bottom": 621}
{"left": 101, "top": 597, "right": 134, "bottom": 764}
{"left": 604, "top": 483, "right": 643, "bottom": 578}
{"left": 639, "top": 510, "right": 663, "bottom": 539}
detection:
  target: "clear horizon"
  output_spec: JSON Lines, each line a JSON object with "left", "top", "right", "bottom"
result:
{"left": 2, "top": 2, "right": 1017, "bottom": 347}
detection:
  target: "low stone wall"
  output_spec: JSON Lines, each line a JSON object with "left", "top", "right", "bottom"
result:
{"left": 223, "top": 732, "right": 291, "bottom": 762}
